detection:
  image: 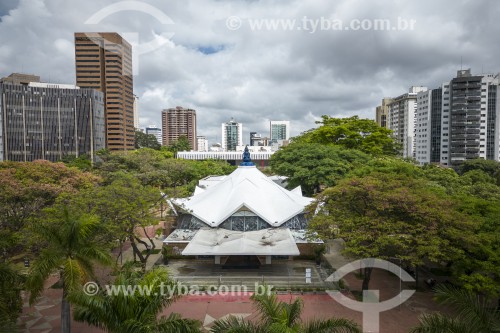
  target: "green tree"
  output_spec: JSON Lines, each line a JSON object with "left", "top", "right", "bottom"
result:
{"left": 168, "top": 136, "right": 192, "bottom": 153}
{"left": 0, "top": 160, "right": 99, "bottom": 259}
{"left": 270, "top": 143, "right": 370, "bottom": 196}
{"left": 458, "top": 158, "right": 500, "bottom": 185}
{"left": 72, "top": 173, "right": 162, "bottom": 266}
{"left": 0, "top": 262, "right": 23, "bottom": 332}
{"left": 25, "top": 205, "right": 112, "bottom": 333}
{"left": 135, "top": 130, "right": 161, "bottom": 150}
{"left": 411, "top": 285, "right": 500, "bottom": 333}
{"left": 71, "top": 266, "right": 201, "bottom": 333}
{"left": 211, "top": 291, "right": 360, "bottom": 333}
{"left": 95, "top": 148, "right": 234, "bottom": 195}
{"left": 60, "top": 154, "right": 93, "bottom": 171}
{"left": 450, "top": 193, "right": 500, "bottom": 297}
{"left": 295, "top": 116, "right": 399, "bottom": 156}
{"left": 309, "top": 173, "right": 477, "bottom": 290}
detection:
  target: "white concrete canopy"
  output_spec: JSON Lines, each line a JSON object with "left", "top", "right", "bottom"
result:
{"left": 181, "top": 228, "right": 300, "bottom": 256}
{"left": 172, "top": 165, "right": 313, "bottom": 227}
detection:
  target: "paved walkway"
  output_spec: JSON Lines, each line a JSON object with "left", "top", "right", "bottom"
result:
{"left": 19, "top": 237, "right": 447, "bottom": 333}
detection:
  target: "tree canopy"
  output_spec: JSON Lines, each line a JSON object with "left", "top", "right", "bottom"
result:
{"left": 270, "top": 143, "right": 370, "bottom": 196}
{"left": 309, "top": 172, "right": 478, "bottom": 290}
{"left": 135, "top": 130, "right": 161, "bottom": 150}
{"left": 294, "top": 116, "right": 399, "bottom": 156}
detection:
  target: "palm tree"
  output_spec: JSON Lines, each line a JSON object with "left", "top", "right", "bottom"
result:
{"left": 71, "top": 265, "right": 201, "bottom": 333}
{"left": 210, "top": 291, "right": 361, "bottom": 333}
{"left": 25, "top": 206, "right": 112, "bottom": 333}
{"left": 411, "top": 284, "right": 500, "bottom": 333}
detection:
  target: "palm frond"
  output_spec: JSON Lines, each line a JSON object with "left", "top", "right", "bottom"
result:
{"left": 156, "top": 313, "right": 202, "bottom": 333}
{"left": 433, "top": 284, "right": 499, "bottom": 330}
{"left": 25, "top": 250, "right": 64, "bottom": 304}
{"left": 210, "top": 315, "right": 263, "bottom": 333}
{"left": 250, "top": 292, "right": 281, "bottom": 324}
{"left": 303, "top": 318, "right": 362, "bottom": 333}
{"left": 283, "top": 298, "right": 303, "bottom": 327}
{"left": 71, "top": 292, "right": 109, "bottom": 330}
{"left": 410, "top": 313, "right": 475, "bottom": 333}
{"left": 63, "top": 258, "right": 84, "bottom": 293}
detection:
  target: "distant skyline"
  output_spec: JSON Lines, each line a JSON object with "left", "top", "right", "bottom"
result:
{"left": 1, "top": 0, "right": 499, "bottom": 143}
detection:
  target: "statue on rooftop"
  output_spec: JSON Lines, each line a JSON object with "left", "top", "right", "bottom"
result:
{"left": 240, "top": 145, "right": 255, "bottom": 166}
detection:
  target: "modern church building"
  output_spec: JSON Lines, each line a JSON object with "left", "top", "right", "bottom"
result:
{"left": 163, "top": 148, "right": 321, "bottom": 267}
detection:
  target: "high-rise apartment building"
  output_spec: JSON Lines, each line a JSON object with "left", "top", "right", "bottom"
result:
{"left": 0, "top": 77, "right": 105, "bottom": 162}
{"left": 415, "top": 88, "right": 443, "bottom": 164}
{"left": 445, "top": 70, "right": 499, "bottom": 166}
{"left": 74, "top": 32, "right": 134, "bottom": 151}
{"left": 375, "top": 97, "right": 393, "bottom": 128}
{"left": 270, "top": 121, "right": 290, "bottom": 141}
{"left": 145, "top": 124, "right": 162, "bottom": 144}
{"left": 412, "top": 69, "right": 500, "bottom": 166}
{"left": 221, "top": 118, "right": 242, "bottom": 151}
{"left": 197, "top": 136, "right": 208, "bottom": 152}
{"left": 161, "top": 107, "right": 197, "bottom": 150}
{"left": 388, "top": 86, "right": 428, "bottom": 158}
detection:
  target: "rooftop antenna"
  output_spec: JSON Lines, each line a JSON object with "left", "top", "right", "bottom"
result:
{"left": 460, "top": 56, "right": 463, "bottom": 70}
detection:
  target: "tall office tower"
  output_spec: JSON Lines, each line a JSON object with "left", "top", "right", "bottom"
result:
{"left": 145, "top": 124, "right": 162, "bottom": 144}
{"left": 221, "top": 118, "right": 243, "bottom": 151}
{"left": 161, "top": 107, "right": 197, "bottom": 149}
{"left": 388, "top": 86, "right": 428, "bottom": 158}
{"left": 74, "top": 32, "right": 134, "bottom": 151}
{"left": 270, "top": 120, "right": 290, "bottom": 141}
{"left": 375, "top": 97, "right": 393, "bottom": 128}
{"left": 133, "top": 95, "right": 140, "bottom": 129}
{"left": 197, "top": 136, "right": 208, "bottom": 152}
{"left": 443, "top": 69, "right": 500, "bottom": 167}
{"left": 415, "top": 88, "right": 443, "bottom": 165}
{"left": 0, "top": 76, "right": 105, "bottom": 162}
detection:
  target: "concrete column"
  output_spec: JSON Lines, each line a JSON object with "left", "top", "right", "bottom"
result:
{"left": 215, "top": 255, "right": 221, "bottom": 265}
{"left": 266, "top": 256, "right": 271, "bottom": 264}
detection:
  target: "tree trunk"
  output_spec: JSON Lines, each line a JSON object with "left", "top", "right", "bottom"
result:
{"left": 361, "top": 266, "right": 373, "bottom": 291}
{"left": 116, "top": 239, "right": 123, "bottom": 265}
{"left": 134, "top": 235, "right": 151, "bottom": 263}
{"left": 142, "top": 226, "right": 156, "bottom": 250}
{"left": 61, "top": 286, "right": 71, "bottom": 333}
{"left": 130, "top": 236, "right": 146, "bottom": 263}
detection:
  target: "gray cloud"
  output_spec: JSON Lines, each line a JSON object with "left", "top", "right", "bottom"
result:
{"left": 1, "top": 0, "right": 499, "bottom": 144}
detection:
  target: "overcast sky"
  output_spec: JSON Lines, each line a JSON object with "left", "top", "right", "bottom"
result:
{"left": 1, "top": 0, "right": 499, "bottom": 144}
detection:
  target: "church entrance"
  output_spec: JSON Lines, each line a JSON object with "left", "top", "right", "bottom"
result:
{"left": 222, "top": 255, "right": 261, "bottom": 269}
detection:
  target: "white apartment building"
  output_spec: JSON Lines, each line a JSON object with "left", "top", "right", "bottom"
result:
{"left": 388, "top": 86, "right": 428, "bottom": 159}
{"left": 197, "top": 136, "right": 209, "bottom": 152}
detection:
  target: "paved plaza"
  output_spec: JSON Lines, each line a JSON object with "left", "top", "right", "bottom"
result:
{"left": 18, "top": 237, "right": 447, "bottom": 332}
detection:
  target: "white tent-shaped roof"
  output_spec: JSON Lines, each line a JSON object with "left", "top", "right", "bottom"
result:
{"left": 172, "top": 165, "right": 313, "bottom": 228}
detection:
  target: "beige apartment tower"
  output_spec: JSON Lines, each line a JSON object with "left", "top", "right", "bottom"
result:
{"left": 162, "top": 107, "right": 197, "bottom": 150}
{"left": 375, "top": 97, "right": 393, "bottom": 128}
{"left": 74, "top": 32, "right": 134, "bottom": 150}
